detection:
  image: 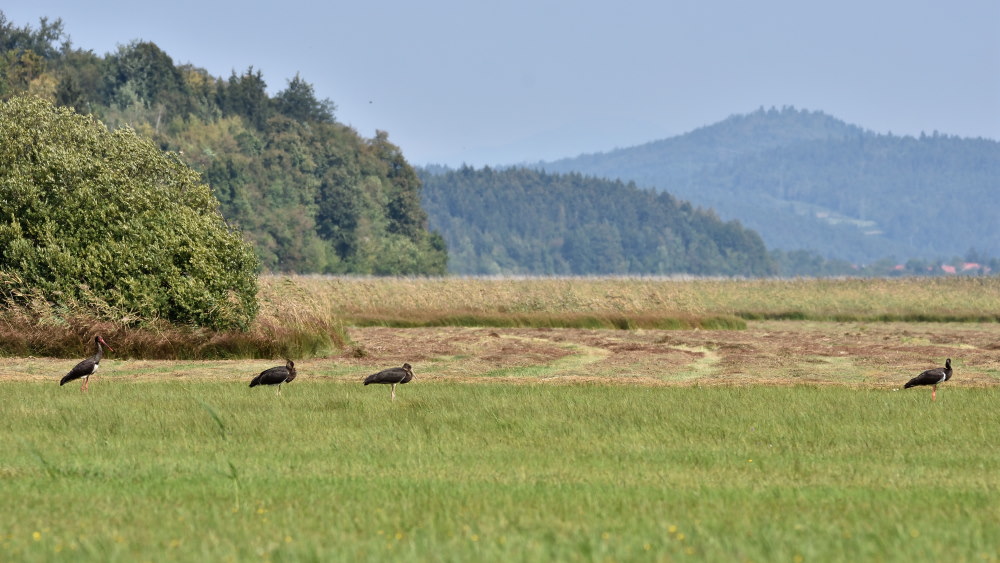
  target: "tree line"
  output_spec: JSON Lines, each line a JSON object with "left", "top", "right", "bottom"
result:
{"left": 0, "top": 13, "right": 446, "bottom": 275}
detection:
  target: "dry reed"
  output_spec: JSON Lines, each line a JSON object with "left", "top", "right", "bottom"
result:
{"left": 0, "top": 276, "right": 346, "bottom": 359}
{"left": 276, "top": 275, "right": 1000, "bottom": 323}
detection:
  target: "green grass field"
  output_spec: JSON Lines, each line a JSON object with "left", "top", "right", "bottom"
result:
{"left": 3, "top": 381, "right": 999, "bottom": 562}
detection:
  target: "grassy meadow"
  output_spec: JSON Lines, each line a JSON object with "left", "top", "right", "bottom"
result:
{"left": 3, "top": 381, "right": 1000, "bottom": 562}
{"left": 3, "top": 275, "right": 1000, "bottom": 561}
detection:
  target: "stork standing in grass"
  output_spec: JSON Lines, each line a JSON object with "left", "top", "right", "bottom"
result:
{"left": 249, "top": 360, "right": 297, "bottom": 394}
{"left": 904, "top": 358, "right": 952, "bottom": 401}
{"left": 364, "top": 363, "right": 413, "bottom": 401}
{"left": 60, "top": 336, "right": 113, "bottom": 392}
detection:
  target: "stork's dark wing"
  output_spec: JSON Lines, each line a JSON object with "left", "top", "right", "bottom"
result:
{"left": 904, "top": 367, "right": 946, "bottom": 389}
{"left": 61, "top": 358, "right": 97, "bottom": 385}
{"left": 364, "top": 367, "right": 409, "bottom": 385}
{"left": 250, "top": 366, "right": 290, "bottom": 387}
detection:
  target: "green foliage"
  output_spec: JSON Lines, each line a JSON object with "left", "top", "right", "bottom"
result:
{"left": 194, "top": 116, "right": 447, "bottom": 274}
{"left": 102, "top": 41, "right": 190, "bottom": 115}
{"left": 420, "top": 166, "right": 776, "bottom": 276}
{"left": 0, "top": 13, "right": 65, "bottom": 60}
{"left": 273, "top": 72, "right": 336, "bottom": 123}
{"left": 0, "top": 12, "right": 448, "bottom": 276}
{"left": 0, "top": 96, "right": 260, "bottom": 330}
{"left": 219, "top": 66, "right": 270, "bottom": 130}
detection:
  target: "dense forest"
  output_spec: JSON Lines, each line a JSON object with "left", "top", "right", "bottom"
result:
{"left": 538, "top": 107, "right": 1000, "bottom": 265}
{"left": 420, "top": 166, "right": 777, "bottom": 276}
{"left": 0, "top": 13, "right": 446, "bottom": 275}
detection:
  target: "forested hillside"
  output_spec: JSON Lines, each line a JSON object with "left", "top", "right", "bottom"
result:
{"left": 538, "top": 107, "right": 1000, "bottom": 264}
{"left": 0, "top": 13, "right": 446, "bottom": 274}
{"left": 420, "top": 166, "right": 777, "bottom": 276}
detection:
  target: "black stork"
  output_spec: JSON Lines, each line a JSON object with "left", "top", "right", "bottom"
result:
{"left": 364, "top": 363, "right": 413, "bottom": 401}
{"left": 60, "top": 336, "right": 113, "bottom": 391}
{"left": 904, "top": 358, "right": 952, "bottom": 401}
{"left": 249, "top": 360, "right": 297, "bottom": 394}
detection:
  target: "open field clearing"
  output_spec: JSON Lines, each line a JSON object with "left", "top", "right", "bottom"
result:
{"left": 3, "top": 320, "right": 1000, "bottom": 561}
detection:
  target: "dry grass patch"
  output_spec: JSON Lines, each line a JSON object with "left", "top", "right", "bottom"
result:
{"left": 7, "top": 321, "right": 1000, "bottom": 390}
{"left": 285, "top": 275, "right": 1000, "bottom": 323}
{"left": 4, "top": 275, "right": 1000, "bottom": 360}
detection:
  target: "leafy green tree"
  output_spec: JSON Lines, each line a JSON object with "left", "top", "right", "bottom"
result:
{"left": 0, "top": 13, "right": 66, "bottom": 60}
{"left": 54, "top": 73, "right": 86, "bottom": 109}
{"left": 102, "top": 40, "right": 189, "bottom": 113}
{"left": 273, "top": 73, "right": 335, "bottom": 123}
{"left": 0, "top": 96, "right": 260, "bottom": 330}
{"left": 220, "top": 67, "right": 270, "bottom": 130}
{"left": 50, "top": 48, "right": 104, "bottom": 115}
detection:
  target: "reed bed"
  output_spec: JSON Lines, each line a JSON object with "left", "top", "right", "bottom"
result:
{"left": 278, "top": 275, "right": 1000, "bottom": 324}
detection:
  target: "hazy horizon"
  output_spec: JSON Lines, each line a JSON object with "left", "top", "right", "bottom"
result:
{"left": 5, "top": 1, "right": 998, "bottom": 166}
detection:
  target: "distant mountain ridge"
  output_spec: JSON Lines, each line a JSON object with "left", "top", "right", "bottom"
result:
{"left": 536, "top": 107, "right": 1000, "bottom": 263}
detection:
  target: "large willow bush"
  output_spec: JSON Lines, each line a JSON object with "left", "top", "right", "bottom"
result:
{"left": 0, "top": 96, "right": 260, "bottom": 330}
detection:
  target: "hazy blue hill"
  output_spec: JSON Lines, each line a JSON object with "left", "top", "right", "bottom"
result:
{"left": 539, "top": 107, "right": 864, "bottom": 190}
{"left": 536, "top": 107, "right": 1000, "bottom": 263}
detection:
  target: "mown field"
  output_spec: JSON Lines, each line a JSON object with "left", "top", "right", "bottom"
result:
{"left": 3, "top": 276, "right": 1000, "bottom": 561}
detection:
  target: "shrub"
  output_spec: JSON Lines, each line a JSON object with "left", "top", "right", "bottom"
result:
{"left": 0, "top": 96, "right": 260, "bottom": 330}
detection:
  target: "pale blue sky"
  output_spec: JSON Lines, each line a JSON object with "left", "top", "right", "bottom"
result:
{"left": 6, "top": 1, "right": 999, "bottom": 166}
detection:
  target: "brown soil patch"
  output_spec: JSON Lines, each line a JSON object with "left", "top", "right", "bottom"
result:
{"left": 4, "top": 321, "right": 998, "bottom": 388}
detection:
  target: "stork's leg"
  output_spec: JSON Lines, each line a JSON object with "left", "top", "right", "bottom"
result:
{"left": 81, "top": 376, "right": 89, "bottom": 392}
{"left": 276, "top": 384, "right": 282, "bottom": 395}
{"left": 391, "top": 383, "right": 397, "bottom": 401}
{"left": 932, "top": 385, "right": 937, "bottom": 402}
